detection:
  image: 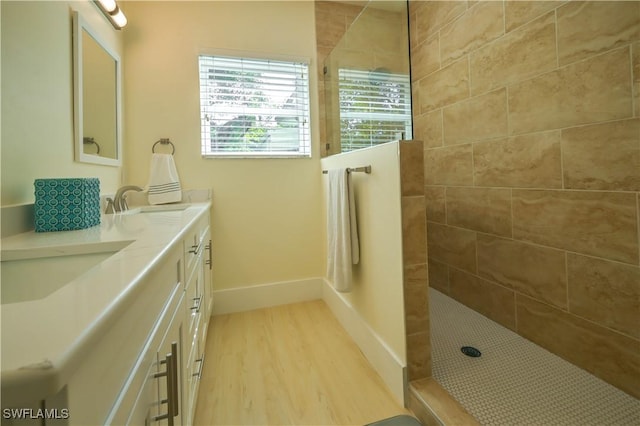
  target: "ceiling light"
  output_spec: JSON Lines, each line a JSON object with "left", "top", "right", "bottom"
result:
{"left": 94, "top": 0, "right": 127, "bottom": 30}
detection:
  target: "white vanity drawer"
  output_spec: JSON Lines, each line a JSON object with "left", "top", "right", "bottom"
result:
{"left": 183, "top": 213, "right": 210, "bottom": 277}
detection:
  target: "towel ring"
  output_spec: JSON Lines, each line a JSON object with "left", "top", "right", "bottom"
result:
{"left": 83, "top": 137, "right": 101, "bottom": 155}
{"left": 152, "top": 138, "right": 175, "bottom": 155}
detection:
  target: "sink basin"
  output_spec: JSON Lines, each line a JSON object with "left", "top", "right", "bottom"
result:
{"left": 1, "top": 240, "right": 133, "bottom": 305}
{"left": 123, "top": 204, "right": 190, "bottom": 215}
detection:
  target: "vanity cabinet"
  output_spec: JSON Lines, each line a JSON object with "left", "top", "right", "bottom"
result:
{"left": 105, "top": 209, "right": 213, "bottom": 425}
{"left": 0, "top": 202, "right": 213, "bottom": 426}
{"left": 182, "top": 213, "right": 211, "bottom": 425}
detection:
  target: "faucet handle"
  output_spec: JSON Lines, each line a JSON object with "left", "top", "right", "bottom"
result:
{"left": 105, "top": 197, "right": 115, "bottom": 214}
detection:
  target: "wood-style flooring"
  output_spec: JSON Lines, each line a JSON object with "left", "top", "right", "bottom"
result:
{"left": 193, "top": 300, "right": 409, "bottom": 425}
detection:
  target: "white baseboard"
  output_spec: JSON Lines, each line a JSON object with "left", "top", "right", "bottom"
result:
{"left": 211, "top": 278, "right": 323, "bottom": 315}
{"left": 211, "top": 277, "right": 406, "bottom": 405}
{"left": 321, "top": 279, "right": 406, "bottom": 405}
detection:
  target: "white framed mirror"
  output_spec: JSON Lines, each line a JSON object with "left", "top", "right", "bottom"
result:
{"left": 73, "top": 11, "right": 122, "bottom": 166}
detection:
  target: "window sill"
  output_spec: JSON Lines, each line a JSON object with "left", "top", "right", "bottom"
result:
{"left": 202, "top": 153, "right": 312, "bottom": 159}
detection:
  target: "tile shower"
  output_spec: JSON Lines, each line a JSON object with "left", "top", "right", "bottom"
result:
{"left": 410, "top": 0, "right": 639, "bottom": 404}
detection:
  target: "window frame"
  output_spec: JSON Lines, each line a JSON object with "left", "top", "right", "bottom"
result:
{"left": 198, "top": 49, "right": 312, "bottom": 159}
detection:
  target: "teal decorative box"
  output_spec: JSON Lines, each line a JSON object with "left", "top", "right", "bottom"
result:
{"left": 34, "top": 178, "right": 101, "bottom": 232}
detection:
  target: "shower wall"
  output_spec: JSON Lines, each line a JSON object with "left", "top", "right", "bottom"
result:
{"left": 409, "top": 0, "right": 640, "bottom": 398}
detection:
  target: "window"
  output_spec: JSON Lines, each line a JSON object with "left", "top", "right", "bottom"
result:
{"left": 199, "top": 54, "right": 311, "bottom": 157}
{"left": 338, "top": 68, "right": 412, "bottom": 152}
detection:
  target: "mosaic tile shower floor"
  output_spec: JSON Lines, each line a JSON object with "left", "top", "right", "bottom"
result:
{"left": 429, "top": 288, "right": 640, "bottom": 425}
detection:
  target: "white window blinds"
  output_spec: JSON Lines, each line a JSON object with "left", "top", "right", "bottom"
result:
{"left": 338, "top": 68, "right": 412, "bottom": 152}
{"left": 199, "top": 54, "right": 311, "bottom": 157}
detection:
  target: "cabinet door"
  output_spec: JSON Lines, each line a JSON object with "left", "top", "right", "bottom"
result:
{"left": 125, "top": 362, "right": 157, "bottom": 426}
{"left": 154, "top": 303, "right": 184, "bottom": 426}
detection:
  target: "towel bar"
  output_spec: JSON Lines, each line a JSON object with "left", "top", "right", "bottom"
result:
{"left": 152, "top": 138, "right": 176, "bottom": 155}
{"left": 322, "top": 165, "right": 371, "bottom": 174}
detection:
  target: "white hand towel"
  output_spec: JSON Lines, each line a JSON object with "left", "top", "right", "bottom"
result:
{"left": 147, "top": 153, "right": 182, "bottom": 205}
{"left": 326, "top": 169, "right": 360, "bottom": 293}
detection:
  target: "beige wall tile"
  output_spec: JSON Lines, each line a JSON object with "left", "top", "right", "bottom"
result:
{"left": 315, "top": 6, "right": 348, "bottom": 49}
{"left": 428, "top": 257, "right": 449, "bottom": 294}
{"left": 470, "top": 11, "right": 557, "bottom": 96}
{"left": 400, "top": 140, "right": 425, "bottom": 197}
{"left": 505, "top": 1, "right": 564, "bottom": 33}
{"left": 477, "top": 234, "right": 567, "bottom": 308}
{"left": 418, "top": 58, "right": 469, "bottom": 113}
{"left": 562, "top": 119, "right": 640, "bottom": 191}
{"left": 473, "top": 132, "right": 562, "bottom": 188}
{"left": 509, "top": 48, "right": 633, "bottom": 135}
{"left": 408, "top": 1, "right": 427, "bottom": 19}
{"left": 557, "top": 1, "right": 640, "bottom": 66}
{"left": 634, "top": 42, "right": 639, "bottom": 117}
{"left": 346, "top": 8, "right": 406, "bottom": 55}
{"left": 567, "top": 254, "right": 640, "bottom": 339}
{"left": 406, "top": 331, "right": 431, "bottom": 381}
{"left": 440, "top": 1, "right": 504, "bottom": 66}
{"left": 442, "top": 89, "right": 508, "bottom": 145}
{"left": 332, "top": 47, "right": 376, "bottom": 70}
{"left": 512, "top": 190, "right": 638, "bottom": 265}
{"left": 414, "top": 110, "right": 443, "bottom": 149}
{"left": 427, "top": 222, "right": 477, "bottom": 273}
{"left": 404, "top": 263, "right": 429, "bottom": 335}
{"left": 424, "top": 186, "right": 446, "bottom": 223}
{"left": 424, "top": 145, "right": 474, "bottom": 186}
{"left": 516, "top": 294, "right": 640, "bottom": 399}
{"left": 402, "top": 196, "right": 427, "bottom": 266}
{"left": 315, "top": 1, "right": 364, "bottom": 49}
{"left": 450, "top": 268, "right": 516, "bottom": 330}
{"left": 408, "top": 8, "right": 419, "bottom": 52}
{"left": 446, "top": 187, "right": 512, "bottom": 237}
{"left": 415, "top": 1, "right": 468, "bottom": 44}
{"left": 411, "top": 35, "right": 440, "bottom": 82}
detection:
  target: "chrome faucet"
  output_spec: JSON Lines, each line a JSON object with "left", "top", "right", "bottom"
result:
{"left": 113, "top": 185, "right": 143, "bottom": 212}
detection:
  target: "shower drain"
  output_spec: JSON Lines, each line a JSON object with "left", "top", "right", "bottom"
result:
{"left": 461, "top": 346, "right": 482, "bottom": 357}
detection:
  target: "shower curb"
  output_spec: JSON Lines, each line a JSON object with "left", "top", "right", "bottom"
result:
{"left": 407, "top": 378, "right": 479, "bottom": 426}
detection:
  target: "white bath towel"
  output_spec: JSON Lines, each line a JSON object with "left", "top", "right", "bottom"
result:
{"left": 147, "top": 153, "right": 182, "bottom": 205}
{"left": 326, "top": 168, "right": 360, "bottom": 293}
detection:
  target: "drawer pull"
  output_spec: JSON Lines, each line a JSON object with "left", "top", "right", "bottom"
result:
{"left": 190, "top": 296, "right": 202, "bottom": 313}
{"left": 189, "top": 243, "right": 200, "bottom": 255}
{"left": 193, "top": 353, "right": 206, "bottom": 380}
{"left": 205, "top": 240, "right": 212, "bottom": 270}
{"left": 153, "top": 342, "right": 179, "bottom": 424}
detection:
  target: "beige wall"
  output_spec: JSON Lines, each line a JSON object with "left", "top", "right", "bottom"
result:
{"left": 1, "top": 1, "right": 123, "bottom": 207}
{"left": 321, "top": 141, "right": 406, "bottom": 360}
{"left": 410, "top": 0, "right": 640, "bottom": 398}
{"left": 122, "top": 1, "right": 324, "bottom": 290}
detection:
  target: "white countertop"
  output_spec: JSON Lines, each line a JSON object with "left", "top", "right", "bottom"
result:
{"left": 0, "top": 201, "right": 211, "bottom": 402}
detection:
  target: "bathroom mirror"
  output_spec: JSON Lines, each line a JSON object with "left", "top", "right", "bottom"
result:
{"left": 73, "top": 11, "right": 122, "bottom": 166}
{"left": 323, "top": 0, "right": 412, "bottom": 156}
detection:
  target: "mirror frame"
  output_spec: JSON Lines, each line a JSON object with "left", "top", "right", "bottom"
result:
{"left": 72, "top": 11, "right": 122, "bottom": 167}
